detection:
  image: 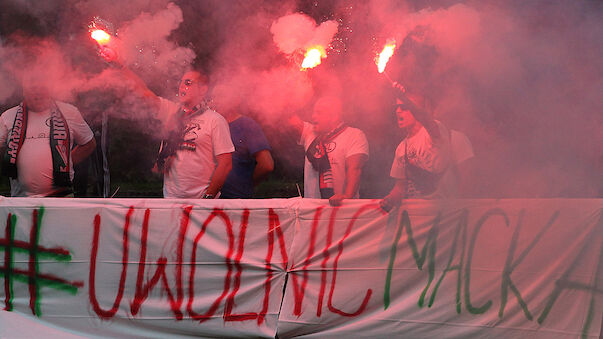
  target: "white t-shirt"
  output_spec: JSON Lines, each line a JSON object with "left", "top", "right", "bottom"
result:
{"left": 450, "top": 129, "right": 474, "bottom": 165}
{"left": 0, "top": 102, "right": 94, "bottom": 197}
{"left": 437, "top": 129, "right": 475, "bottom": 197}
{"left": 299, "top": 122, "right": 369, "bottom": 199}
{"left": 390, "top": 121, "right": 451, "bottom": 198}
{"left": 158, "top": 98, "right": 234, "bottom": 198}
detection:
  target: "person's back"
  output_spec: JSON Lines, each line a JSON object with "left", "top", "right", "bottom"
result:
{"left": 437, "top": 129, "right": 475, "bottom": 198}
{"left": 220, "top": 115, "right": 273, "bottom": 199}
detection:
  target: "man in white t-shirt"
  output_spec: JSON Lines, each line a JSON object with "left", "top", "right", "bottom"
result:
{"left": 101, "top": 42, "right": 234, "bottom": 199}
{"left": 0, "top": 81, "right": 96, "bottom": 197}
{"left": 381, "top": 87, "right": 452, "bottom": 211}
{"left": 290, "top": 96, "right": 369, "bottom": 206}
{"left": 152, "top": 71, "right": 234, "bottom": 199}
{"left": 438, "top": 129, "right": 475, "bottom": 197}
{"left": 129, "top": 69, "right": 234, "bottom": 199}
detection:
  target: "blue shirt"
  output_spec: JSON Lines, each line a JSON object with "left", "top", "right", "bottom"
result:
{"left": 220, "top": 116, "right": 271, "bottom": 198}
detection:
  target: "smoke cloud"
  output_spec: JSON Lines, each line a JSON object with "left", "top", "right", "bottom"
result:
{"left": 114, "top": 2, "right": 195, "bottom": 93}
{"left": 0, "top": 35, "right": 85, "bottom": 103}
{"left": 0, "top": 38, "right": 18, "bottom": 103}
{"left": 271, "top": 12, "right": 338, "bottom": 55}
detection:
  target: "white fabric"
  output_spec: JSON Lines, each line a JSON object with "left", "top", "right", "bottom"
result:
{"left": 390, "top": 121, "right": 451, "bottom": 198}
{"left": 0, "top": 102, "right": 94, "bottom": 197}
{"left": 299, "top": 122, "right": 369, "bottom": 198}
{"left": 0, "top": 197, "right": 600, "bottom": 339}
{"left": 438, "top": 129, "right": 475, "bottom": 197}
{"left": 450, "top": 129, "right": 474, "bottom": 164}
{"left": 157, "top": 98, "right": 234, "bottom": 198}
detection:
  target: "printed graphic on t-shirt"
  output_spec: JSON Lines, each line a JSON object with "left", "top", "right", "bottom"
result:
{"left": 397, "top": 141, "right": 442, "bottom": 198}
{"left": 25, "top": 133, "right": 48, "bottom": 139}
{"left": 179, "top": 121, "right": 201, "bottom": 152}
{"left": 396, "top": 143, "right": 420, "bottom": 197}
{"left": 311, "top": 141, "right": 337, "bottom": 158}
{"left": 325, "top": 141, "right": 336, "bottom": 153}
{"left": 398, "top": 144, "right": 433, "bottom": 168}
{"left": 407, "top": 147, "right": 416, "bottom": 161}
{"left": 310, "top": 143, "right": 325, "bottom": 158}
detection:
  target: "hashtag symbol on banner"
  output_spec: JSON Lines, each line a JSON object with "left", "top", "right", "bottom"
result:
{"left": 1, "top": 207, "right": 83, "bottom": 316}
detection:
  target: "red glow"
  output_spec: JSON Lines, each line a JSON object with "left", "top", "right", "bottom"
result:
{"left": 301, "top": 46, "right": 326, "bottom": 69}
{"left": 376, "top": 41, "right": 396, "bottom": 73}
{"left": 90, "top": 29, "right": 111, "bottom": 45}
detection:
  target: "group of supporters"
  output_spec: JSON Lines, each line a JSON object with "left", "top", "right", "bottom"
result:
{"left": 1, "top": 60, "right": 473, "bottom": 209}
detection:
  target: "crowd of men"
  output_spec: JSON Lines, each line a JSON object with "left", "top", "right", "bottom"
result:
{"left": 0, "top": 61, "right": 473, "bottom": 209}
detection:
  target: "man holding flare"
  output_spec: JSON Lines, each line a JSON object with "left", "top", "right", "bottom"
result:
{"left": 380, "top": 83, "right": 453, "bottom": 211}
{"left": 97, "top": 44, "right": 234, "bottom": 199}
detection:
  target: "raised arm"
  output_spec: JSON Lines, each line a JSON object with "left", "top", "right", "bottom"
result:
{"left": 121, "top": 67, "right": 161, "bottom": 111}
{"left": 100, "top": 46, "right": 161, "bottom": 111}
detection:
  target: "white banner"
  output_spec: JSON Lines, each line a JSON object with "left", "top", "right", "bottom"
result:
{"left": 0, "top": 198, "right": 601, "bottom": 338}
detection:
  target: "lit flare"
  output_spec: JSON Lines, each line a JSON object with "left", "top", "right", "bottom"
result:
{"left": 90, "top": 29, "right": 111, "bottom": 45}
{"left": 377, "top": 41, "right": 396, "bottom": 73}
{"left": 301, "top": 47, "right": 326, "bottom": 69}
